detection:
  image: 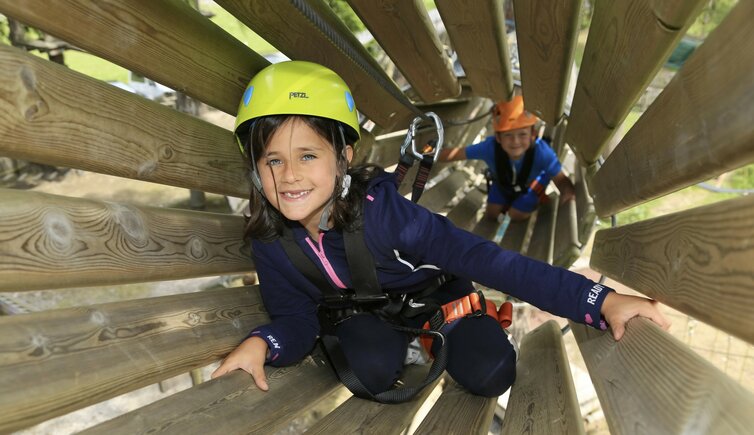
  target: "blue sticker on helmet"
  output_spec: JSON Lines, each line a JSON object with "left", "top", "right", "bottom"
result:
{"left": 345, "top": 91, "right": 355, "bottom": 112}
{"left": 243, "top": 86, "right": 254, "bottom": 106}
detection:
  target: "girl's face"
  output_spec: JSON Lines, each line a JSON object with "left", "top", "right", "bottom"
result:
{"left": 495, "top": 126, "right": 534, "bottom": 160}
{"left": 259, "top": 118, "right": 352, "bottom": 236}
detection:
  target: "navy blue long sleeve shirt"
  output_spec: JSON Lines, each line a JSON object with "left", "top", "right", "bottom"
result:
{"left": 250, "top": 170, "right": 611, "bottom": 366}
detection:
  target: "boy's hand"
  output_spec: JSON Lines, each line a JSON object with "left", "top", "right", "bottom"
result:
{"left": 211, "top": 336, "right": 270, "bottom": 391}
{"left": 600, "top": 292, "right": 671, "bottom": 340}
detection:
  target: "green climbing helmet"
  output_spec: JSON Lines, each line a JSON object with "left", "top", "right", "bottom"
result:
{"left": 234, "top": 60, "right": 360, "bottom": 153}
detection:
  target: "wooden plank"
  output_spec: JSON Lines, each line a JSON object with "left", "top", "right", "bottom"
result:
{"left": 574, "top": 166, "right": 596, "bottom": 246}
{"left": 216, "top": 0, "right": 413, "bottom": 128}
{"left": 471, "top": 217, "right": 501, "bottom": 241}
{"left": 512, "top": 0, "right": 582, "bottom": 124}
{"left": 0, "top": 0, "right": 268, "bottom": 115}
{"left": 83, "top": 353, "right": 341, "bottom": 435}
{"left": 0, "top": 286, "right": 267, "bottom": 433}
{"left": 0, "top": 45, "right": 249, "bottom": 198}
{"left": 565, "top": 0, "right": 705, "bottom": 164}
{"left": 525, "top": 197, "right": 557, "bottom": 263}
{"left": 435, "top": 0, "right": 514, "bottom": 101}
{"left": 590, "top": 195, "right": 754, "bottom": 345}
{"left": 0, "top": 189, "right": 252, "bottom": 292}
{"left": 446, "top": 186, "right": 486, "bottom": 232}
{"left": 413, "top": 378, "right": 496, "bottom": 435}
{"left": 418, "top": 170, "right": 471, "bottom": 212}
{"left": 553, "top": 199, "right": 580, "bottom": 268}
{"left": 346, "top": 0, "right": 460, "bottom": 103}
{"left": 592, "top": 0, "right": 754, "bottom": 216}
{"left": 499, "top": 218, "right": 528, "bottom": 253}
{"left": 306, "top": 364, "right": 440, "bottom": 435}
{"left": 502, "top": 320, "right": 584, "bottom": 435}
{"left": 571, "top": 318, "right": 754, "bottom": 434}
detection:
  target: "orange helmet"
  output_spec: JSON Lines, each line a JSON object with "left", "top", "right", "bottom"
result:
{"left": 492, "top": 95, "right": 538, "bottom": 132}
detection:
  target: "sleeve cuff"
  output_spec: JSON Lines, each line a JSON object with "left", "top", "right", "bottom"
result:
{"left": 248, "top": 326, "right": 283, "bottom": 364}
{"left": 582, "top": 282, "right": 613, "bottom": 331}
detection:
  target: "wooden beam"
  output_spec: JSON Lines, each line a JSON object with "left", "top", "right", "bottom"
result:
{"left": 0, "top": 286, "right": 267, "bottom": 433}
{"left": 413, "top": 377, "right": 496, "bottom": 435}
{"left": 216, "top": 0, "right": 414, "bottom": 129}
{"left": 502, "top": 320, "right": 584, "bottom": 435}
{"left": 346, "top": 0, "right": 460, "bottom": 103}
{"left": 0, "top": 0, "right": 268, "bottom": 115}
{"left": 592, "top": 0, "right": 754, "bottom": 216}
{"left": 571, "top": 318, "right": 754, "bottom": 433}
{"left": 418, "top": 169, "right": 470, "bottom": 212}
{"left": 0, "top": 45, "right": 249, "bottom": 198}
{"left": 447, "top": 186, "right": 486, "bottom": 232}
{"left": 574, "top": 166, "right": 596, "bottom": 246}
{"left": 500, "top": 218, "right": 528, "bottom": 253}
{"left": 512, "top": 0, "right": 582, "bottom": 124}
{"left": 306, "top": 365, "right": 440, "bottom": 434}
{"left": 553, "top": 199, "right": 581, "bottom": 268}
{"left": 435, "top": 0, "right": 514, "bottom": 101}
{"left": 565, "top": 0, "right": 705, "bottom": 164}
{"left": 0, "top": 189, "right": 252, "bottom": 292}
{"left": 526, "top": 196, "right": 558, "bottom": 263}
{"left": 82, "top": 353, "right": 341, "bottom": 435}
{"left": 590, "top": 196, "right": 754, "bottom": 345}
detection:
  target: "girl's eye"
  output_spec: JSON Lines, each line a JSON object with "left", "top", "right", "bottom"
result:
{"left": 301, "top": 154, "right": 316, "bottom": 161}
{"left": 266, "top": 158, "right": 282, "bottom": 166}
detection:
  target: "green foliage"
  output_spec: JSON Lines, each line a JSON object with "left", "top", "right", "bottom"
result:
{"left": 204, "top": 3, "right": 276, "bottom": 54}
{"left": 687, "top": 0, "right": 738, "bottom": 39}
{"left": 725, "top": 164, "right": 754, "bottom": 189}
{"left": 0, "top": 18, "right": 8, "bottom": 45}
{"left": 325, "top": 0, "right": 365, "bottom": 33}
{"left": 64, "top": 51, "right": 130, "bottom": 83}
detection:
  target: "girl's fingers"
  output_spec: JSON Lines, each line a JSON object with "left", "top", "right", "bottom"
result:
{"left": 249, "top": 365, "right": 269, "bottom": 391}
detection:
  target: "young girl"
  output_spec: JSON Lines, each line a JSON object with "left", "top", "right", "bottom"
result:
{"left": 212, "top": 61, "right": 669, "bottom": 400}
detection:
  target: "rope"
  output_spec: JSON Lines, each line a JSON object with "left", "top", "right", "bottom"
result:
{"left": 696, "top": 182, "right": 754, "bottom": 195}
{"left": 289, "top": 0, "right": 428, "bottom": 120}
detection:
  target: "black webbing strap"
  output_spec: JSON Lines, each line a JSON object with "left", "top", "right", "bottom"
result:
{"left": 280, "top": 225, "right": 340, "bottom": 300}
{"left": 343, "top": 228, "right": 382, "bottom": 297}
{"left": 320, "top": 324, "right": 447, "bottom": 404}
{"left": 277, "top": 222, "right": 449, "bottom": 403}
{"left": 411, "top": 153, "right": 434, "bottom": 203}
{"left": 494, "top": 143, "right": 536, "bottom": 202}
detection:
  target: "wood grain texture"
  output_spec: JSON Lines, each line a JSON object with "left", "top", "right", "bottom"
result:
{"left": 497, "top": 218, "right": 526, "bottom": 255}
{"left": 565, "top": 0, "right": 705, "bottom": 164}
{"left": 435, "top": 0, "right": 514, "bottom": 101}
{"left": 590, "top": 196, "right": 754, "bottom": 344}
{"left": 413, "top": 378, "right": 496, "bottom": 435}
{"left": 512, "top": 0, "right": 582, "bottom": 124}
{"left": 418, "top": 169, "right": 471, "bottom": 212}
{"left": 592, "top": 0, "right": 754, "bottom": 216}
{"left": 0, "top": 45, "right": 249, "bottom": 198}
{"left": 574, "top": 166, "right": 596, "bottom": 245}
{"left": 0, "top": 286, "right": 267, "bottom": 433}
{"left": 347, "top": 0, "right": 460, "bottom": 102}
{"left": 306, "top": 364, "right": 439, "bottom": 434}
{"left": 83, "top": 352, "right": 341, "bottom": 435}
{"left": 0, "top": 0, "right": 268, "bottom": 115}
{"left": 571, "top": 318, "right": 754, "bottom": 434}
{"left": 216, "top": 0, "right": 412, "bottom": 128}
{"left": 526, "top": 196, "right": 557, "bottom": 263}
{"left": 0, "top": 189, "right": 252, "bottom": 292}
{"left": 502, "top": 320, "right": 584, "bottom": 435}
{"left": 447, "top": 186, "right": 486, "bottom": 232}
{"left": 553, "top": 199, "right": 580, "bottom": 268}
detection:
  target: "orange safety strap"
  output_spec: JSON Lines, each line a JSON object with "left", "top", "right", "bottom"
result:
{"left": 421, "top": 292, "right": 513, "bottom": 355}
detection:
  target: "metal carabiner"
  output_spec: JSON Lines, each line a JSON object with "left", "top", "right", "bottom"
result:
{"left": 400, "top": 112, "right": 445, "bottom": 163}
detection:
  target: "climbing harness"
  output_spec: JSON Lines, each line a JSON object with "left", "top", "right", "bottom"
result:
{"left": 394, "top": 112, "right": 444, "bottom": 202}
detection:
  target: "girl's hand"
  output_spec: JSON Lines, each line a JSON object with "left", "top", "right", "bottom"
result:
{"left": 211, "top": 336, "right": 270, "bottom": 391}
{"left": 600, "top": 292, "right": 671, "bottom": 340}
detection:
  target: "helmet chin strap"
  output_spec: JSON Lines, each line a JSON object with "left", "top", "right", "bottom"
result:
{"left": 318, "top": 124, "right": 349, "bottom": 232}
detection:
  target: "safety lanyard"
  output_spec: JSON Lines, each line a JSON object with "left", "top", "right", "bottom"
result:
{"left": 394, "top": 113, "right": 444, "bottom": 203}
